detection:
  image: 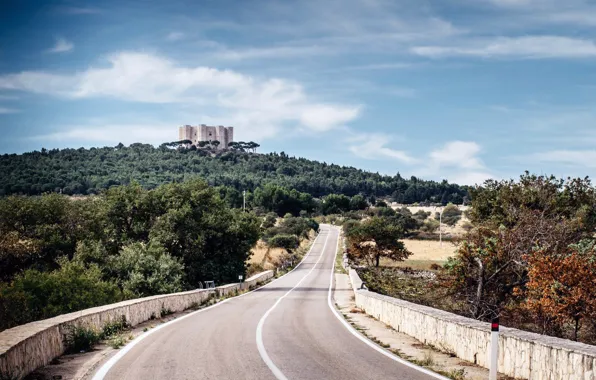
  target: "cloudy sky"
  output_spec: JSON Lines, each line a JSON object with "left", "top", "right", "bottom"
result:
{"left": 1, "top": 0, "right": 595, "bottom": 185}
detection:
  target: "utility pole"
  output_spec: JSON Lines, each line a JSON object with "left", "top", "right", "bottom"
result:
{"left": 439, "top": 209, "right": 442, "bottom": 247}
{"left": 243, "top": 190, "right": 246, "bottom": 211}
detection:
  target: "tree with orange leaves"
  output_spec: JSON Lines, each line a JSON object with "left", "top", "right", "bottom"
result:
{"left": 524, "top": 240, "right": 596, "bottom": 341}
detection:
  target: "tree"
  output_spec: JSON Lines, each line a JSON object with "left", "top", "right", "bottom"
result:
{"left": 212, "top": 140, "right": 221, "bottom": 149}
{"left": 346, "top": 217, "right": 411, "bottom": 267}
{"left": 446, "top": 210, "right": 584, "bottom": 320}
{"left": 524, "top": 240, "right": 596, "bottom": 341}
{"left": 350, "top": 194, "right": 368, "bottom": 210}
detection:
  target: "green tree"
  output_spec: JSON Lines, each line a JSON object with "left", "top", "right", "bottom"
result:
{"left": 109, "top": 241, "right": 184, "bottom": 297}
{"left": 346, "top": 217, "right": 411, "bottom": 267}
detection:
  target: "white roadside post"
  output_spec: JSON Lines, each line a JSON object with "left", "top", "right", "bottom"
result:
{"left": 489, "top": 317, "right": 499, "bottom": 380}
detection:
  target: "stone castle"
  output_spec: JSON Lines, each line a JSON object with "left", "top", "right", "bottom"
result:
{"left": 178, "top": 124, "right": 234, "bottom": 149}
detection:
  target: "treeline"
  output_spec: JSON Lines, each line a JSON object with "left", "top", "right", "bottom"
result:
{"left": 0, "top": 179, "right": 261, "bottom": 331}
{"left": 0, "top": 143, "right": 468, "bottom": 204}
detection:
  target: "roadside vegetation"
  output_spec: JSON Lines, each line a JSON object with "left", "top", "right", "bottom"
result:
{"left": 345, "top": 173, "right": 596, "bottom": 345}
{"left": 0, "top": 179, "right": 260, "bottom": 331}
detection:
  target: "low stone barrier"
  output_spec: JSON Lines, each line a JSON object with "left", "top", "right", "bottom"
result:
{"left": 0, "top": 270, "right": 274, "bottom": 379}
{"left": 348, "top": 269, "right": 596, "bottom": 379}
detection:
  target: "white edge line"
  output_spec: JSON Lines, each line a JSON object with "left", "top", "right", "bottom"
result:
{"left": 256, "top": 227, "right": 331, "bottom": 380}
{"left": 326, "top": 225, "right": 450, "bottom": 380}
{"left": 93, "top": 228, "right": 327, "bottom": 380}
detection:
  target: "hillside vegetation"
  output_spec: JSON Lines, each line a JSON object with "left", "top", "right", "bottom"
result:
{"left": 0, "top": 143, "right": 468, "bottom": 204}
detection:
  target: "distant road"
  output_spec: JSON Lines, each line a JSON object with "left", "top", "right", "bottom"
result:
{"left": 93, "top": 225, "right": 442, "bottom": 380}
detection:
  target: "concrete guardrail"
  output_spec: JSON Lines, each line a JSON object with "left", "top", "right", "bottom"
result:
{"left": 347, "top": 268, "right": 596, "bottom": 380}
{"left": 0, "top": 270, "right": 274, "bottom": 379}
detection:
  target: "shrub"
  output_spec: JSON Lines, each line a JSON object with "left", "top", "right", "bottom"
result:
{"left": 0, "top": 259, "right": 122, "bottom": 331}
{"left": 101, "top": 315, "right": 129, "bottom": 339}
{"left": 268, "top": 234, "right": 300, "bottom": 252}
{"left": 440, "top": 204, "right": 462, "bottom": 226}
{"left": 109, "top": 241, "right": 184, "bottom": 297}
{"left": 64, "top": 325, "right": 100, "bottom": 353}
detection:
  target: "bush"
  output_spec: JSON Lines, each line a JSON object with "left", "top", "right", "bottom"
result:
{"left": 420, "top": 219, "right": 440, "bottom": 233}
{"left": 0, "top": 259, "right": 122, "bottom": 331}
{"left": 440, "top": 204, "right": 462, "bottom": 226}
{"left": 101, "top": 315, "right": 129, "bottom": 339}
{"left": 109, "top": 241, "right": 184, "bottom": 297}
{"left": 268, "top": 234, "right": 300, "bottom": 252}
{"left": 64, "top": 325, "right": 100, "bottom": 353}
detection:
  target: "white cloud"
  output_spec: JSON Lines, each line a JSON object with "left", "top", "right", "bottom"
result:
{"left": 35, "top": 123, "right": 173, "bottom": 145}
{"left": 412, "top": 36, "right": 596, "bottom": 59}
{"left": 166, "top": 32, "right": 185, "bottom": 41}
{"left": 528, "top": 150, "right": 596, "bottom": 168}
{"left": 0, "top": 52, "right": 359, "bottom": 138}
{"left": 347, "top": 133, "right": 416, "bottom": 163}
{"left": 46, "top": 38, "right": 74, "bottom": 53}
{"left": 429, "top": 141, "right": 484, "bottom": 169}
{"left": 421, "top": 141, "right": 494, "bottom": 185}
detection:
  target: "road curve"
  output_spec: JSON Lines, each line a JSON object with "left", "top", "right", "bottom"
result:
{"left": 93, "top": 225, "right": 443, "bottom": 380}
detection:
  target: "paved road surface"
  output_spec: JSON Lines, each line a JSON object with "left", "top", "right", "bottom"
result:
{"left": 93, "top": 225, "right": 443, "bottom": 380}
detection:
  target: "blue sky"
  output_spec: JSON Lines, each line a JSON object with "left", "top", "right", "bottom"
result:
{"left": 1, "top": 0, "right": 596, "bottom": 185}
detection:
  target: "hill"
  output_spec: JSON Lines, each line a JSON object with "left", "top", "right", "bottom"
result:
{"left": 0, "top": 143, "right": 468, "bottom": 203}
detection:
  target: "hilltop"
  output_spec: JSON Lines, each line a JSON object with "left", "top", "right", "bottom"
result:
{"left": 0, "top": 143, "right": 468, "bottom": 203}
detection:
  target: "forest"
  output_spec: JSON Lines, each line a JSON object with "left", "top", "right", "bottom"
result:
{"left": 0, "top": 143, "right": 468, "bottom": 204}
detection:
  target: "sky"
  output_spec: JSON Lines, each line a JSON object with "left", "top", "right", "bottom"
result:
{"left": 1, "top": 0, "right": 595, "bottom": 185}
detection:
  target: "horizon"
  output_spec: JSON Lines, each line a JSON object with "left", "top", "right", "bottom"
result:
{"left": 1, "top": 0, "right": 596, "bottom": 185}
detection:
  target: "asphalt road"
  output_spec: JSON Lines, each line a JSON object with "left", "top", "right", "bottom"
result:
{"left": 93, "top": 225, "right": 443, "bottom": 380}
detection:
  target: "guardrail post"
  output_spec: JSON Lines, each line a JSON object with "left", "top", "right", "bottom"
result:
{"left": 489, "top": 317, "right": 499, "bottom": 380}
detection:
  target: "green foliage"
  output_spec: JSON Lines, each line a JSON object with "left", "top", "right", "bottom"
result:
{"left": 0, "top": 178, "right": 261, "bottom": 331}
{"left": 468, "top": 172, "right": 596, "bottom": 230}
{"left": 253, "top": 183, "right": 316, "bottom": 216}
{"left": 261, "top": 213, "right": 278, "bottom": 229}
{"left": 101, "top": 316, "right": 129, "bottom": 339}
{"left": 0, "top": 258, "right": 122, "bottom": 331}
{"left": 346, "top": 216, "right": 411, "bottom": 267}
{"left": 420, "top": 219, "right": 440, "bottom": 233}
{"left": 63, "top": 325, "right": 101, "bottom": 353}
{"left": 0, "top": 146, "right": 468, "bottom": 204}
{"left": 441, "top": 203, "right": 462, "bottom": 226}
{"left": 109, "top": 241, "right": 184, "bottom": 297}
{"left": 268, "top": 234, "right": 300, "bottom": 252}
{"left": 321, "top": 194, "right": 351, "bottom": 214}
{"left": 349, "top": 194, "right": 368, "bottom": 210}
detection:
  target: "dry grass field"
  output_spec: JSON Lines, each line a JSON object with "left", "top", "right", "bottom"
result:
{"left": 249, "top": 232, "right": 315, "bottom": 269}
{"left": 380, "top": 238, "right": 459, "bottom": 270}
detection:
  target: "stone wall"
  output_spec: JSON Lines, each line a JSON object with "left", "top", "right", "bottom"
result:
{"left": 347, "top": 269, "right": 596, "bottom": 380}
{"left": 0, "top": 270, "right": 274, "bottom": 379}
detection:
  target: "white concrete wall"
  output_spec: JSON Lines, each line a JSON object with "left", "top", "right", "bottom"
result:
{"left": 0, "top": 270, "right": 274, "bottom": 379}
{"left": 348, "top": 269, "right": 596, "bottom": 380}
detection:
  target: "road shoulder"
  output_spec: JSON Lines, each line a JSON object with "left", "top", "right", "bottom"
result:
{"left": 333, "top": 273, "right": 492, "bottom": 380}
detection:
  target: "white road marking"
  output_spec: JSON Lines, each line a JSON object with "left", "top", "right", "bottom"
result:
{"left": 256, "top": 228, "right": 331, "bottom": 380}
{"left": 92, "top": 229, "right": 326, "bottom": 380}
{"left": 326, "top": 226, "right": 449, "bottom": 380}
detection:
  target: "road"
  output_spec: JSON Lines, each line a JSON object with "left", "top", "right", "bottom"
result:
{"left": 93, "top": 225, "right": 443, "bottom": 380}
